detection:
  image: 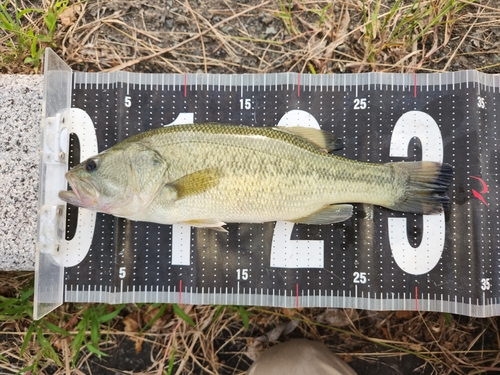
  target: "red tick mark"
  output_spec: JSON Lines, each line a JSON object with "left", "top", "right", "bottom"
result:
{"left": 179, "top": 279, "right": 183, "bottom": 303}
{"left": 183, "top": 74, "right": 187, "bottom": 97}
{"left": 471, "top": 176, "right": 489, "bottom": 206}
{"left": 295, "top": 283, "right": 299, "bottom": 308}
{"left": 415, "top": 286, "right": 419, "bottom": 311}
{"left": 297, "top": 74, "right": 301, "bottom": 97}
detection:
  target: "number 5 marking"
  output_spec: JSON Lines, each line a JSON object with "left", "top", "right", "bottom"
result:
{"left": 388, "top": 111, "right": 445, "bottom": 276}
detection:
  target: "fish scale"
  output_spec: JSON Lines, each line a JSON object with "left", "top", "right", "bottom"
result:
{"left": 35, "top": 49, "right": 500, "bottom": 319}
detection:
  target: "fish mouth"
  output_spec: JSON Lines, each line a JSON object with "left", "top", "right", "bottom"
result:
{"left": 58, "top": 172, "right": 98, "bottom": 208}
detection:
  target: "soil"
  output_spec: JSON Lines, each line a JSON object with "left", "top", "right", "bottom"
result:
{"left": 57, "top": 0, "right": 500, "bottom": 74}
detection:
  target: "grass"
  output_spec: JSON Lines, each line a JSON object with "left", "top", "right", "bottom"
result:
{"left": 360, "top": 0, "right": 474, "bottom": 70}
{"left": 1, "top": 277, "right": 499, "bottom": 374}
{"left": 1, "top": 0, "right": 500, "bottom": 373}
{"left": 1, "top": 0, "right": 498, "bottom": 74}
{"left": 0, "top": 0, "right": 68, "bottom": 72}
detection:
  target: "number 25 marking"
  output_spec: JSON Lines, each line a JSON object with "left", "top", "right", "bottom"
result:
{"left": 353, "top": 272, "right": 367, "bottom": 284}
{"left": 353, "top": 98, "right": 367, "bottom": 109}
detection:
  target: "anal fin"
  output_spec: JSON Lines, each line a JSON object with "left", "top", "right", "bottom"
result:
{"left": 180, "top": 219, "right": 228, "bottom": 232}
{"left": 291, "top": 204, "right": 353, "bottom": 225}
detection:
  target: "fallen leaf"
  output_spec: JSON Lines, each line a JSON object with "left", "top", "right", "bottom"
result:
{"left": 395, "top": 311, "right": 417, "bottom": 319}
{"left": 122, "top": 312, "right": 143, "bottom": 353}
{"left": 315, "top": 309, "right": 352, "bottom": 327}
{"left": 59, "top": 4, "right": 82, "bottom": 28}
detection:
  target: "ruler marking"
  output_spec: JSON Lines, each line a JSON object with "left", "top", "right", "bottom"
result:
{"left": 64, "top": 70, "right": 500, "bottom": 317}
{"left": 297, "top": 74, "right": 301, "bottom": 97}
{"left": 415, "top": 286, "right": 419, "bottom": 310}
{"left": 355, "top": 285, "right": 358, "bottom": 309}
{"left": 237, "top": 281, "right": 240, "bottom": 305}
{"left": 295, "top": 283, "right": 299, "bottom": 308}
{"left": 179, "top": 280, "right": 183, "bottom": 303}
{"left": 413, "top": 73, "right": 417, "bottom": 98}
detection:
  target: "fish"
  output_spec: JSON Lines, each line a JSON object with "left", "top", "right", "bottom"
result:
{"left": 59, "top": 123, "right": 453, "bottom": 232}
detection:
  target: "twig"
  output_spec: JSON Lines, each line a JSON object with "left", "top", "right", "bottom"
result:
{"left": 185, "top": 0, "right": 208, "bottom": 73}
{"left": 104, "top": 0, "right": 272, "bottom": 72}
{"left": 442, "top": 4, "right": 482, "bottom": 71}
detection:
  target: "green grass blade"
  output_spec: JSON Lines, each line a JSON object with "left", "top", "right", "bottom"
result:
{"left": 237, "top": 306, "right": 251, "bottom": 331}
{"left": 98, "top": 304, "right": 125, "bottom": 323}
{"left": 165, "top": 348, "right": 176, "bottom": 375}
{"left": 19, "top": 322, "right": 36, "bottom": 357}
{"left": 43, "top": 320, "right": 70, "bottom": 336}
{"left": 90, "top": 310, "right": 100, "bottom": 348}
{"left": 36, "top": 325, "right": 62, "bottom": 366}
{"left": 85, "top": 342, "right": 108, "bottom": 357}
{"left": 172, "top": 304, "right": 196, "bottom": 327}
{"left": 140, "top": 304, "right": 169, "bottom": 333}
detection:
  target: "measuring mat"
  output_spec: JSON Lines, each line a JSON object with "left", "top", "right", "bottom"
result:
{"left": 35, "top": 49, "right": 499, "bottom": 319}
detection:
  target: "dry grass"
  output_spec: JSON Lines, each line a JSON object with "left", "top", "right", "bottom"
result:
{"left": 2, "top": 0, "right": 500, "bottom": 73}
{"left": 2, "top": 0, "right": 500, "bottom": 374}
{"left": 1, "top": 293, "right": 500, "bottom": 374}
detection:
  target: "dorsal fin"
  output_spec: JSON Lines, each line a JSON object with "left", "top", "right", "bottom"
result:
{"left": 274, "top": 126, "right": 343, "bottom": 152}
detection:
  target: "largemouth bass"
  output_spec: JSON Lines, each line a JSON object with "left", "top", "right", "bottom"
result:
{"left": 59, "top": 123, "right": 453, "bottom": 231}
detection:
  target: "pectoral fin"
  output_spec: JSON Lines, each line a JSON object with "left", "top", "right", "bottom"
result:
{"left": 168, "top": 168, "right": 221, "bottom": 200}
{"left": 291, "top": 204, "right": 353, "bottom": 225}
{"left": 181, "top": 219, "right": 228, "bottom": 232}
{"left": 274, "top": 126, "right": 343, "bottom": 152}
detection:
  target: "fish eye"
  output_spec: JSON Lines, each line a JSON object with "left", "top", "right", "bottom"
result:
{"left": 85, "top": 159, "right": 98, "bottom": 172}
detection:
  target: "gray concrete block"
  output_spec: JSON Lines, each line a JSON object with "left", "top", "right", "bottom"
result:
{"left": 0, "top": 75, "right": 43, "bottom": 271}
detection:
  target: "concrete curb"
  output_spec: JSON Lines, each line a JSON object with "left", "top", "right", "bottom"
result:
{"left": 0, "top": 75, "right": 43, "bottom": 271}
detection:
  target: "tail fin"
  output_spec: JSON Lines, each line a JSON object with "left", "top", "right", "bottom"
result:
{"left": 387, "top": 161, "right": 453, "bottom": 214}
